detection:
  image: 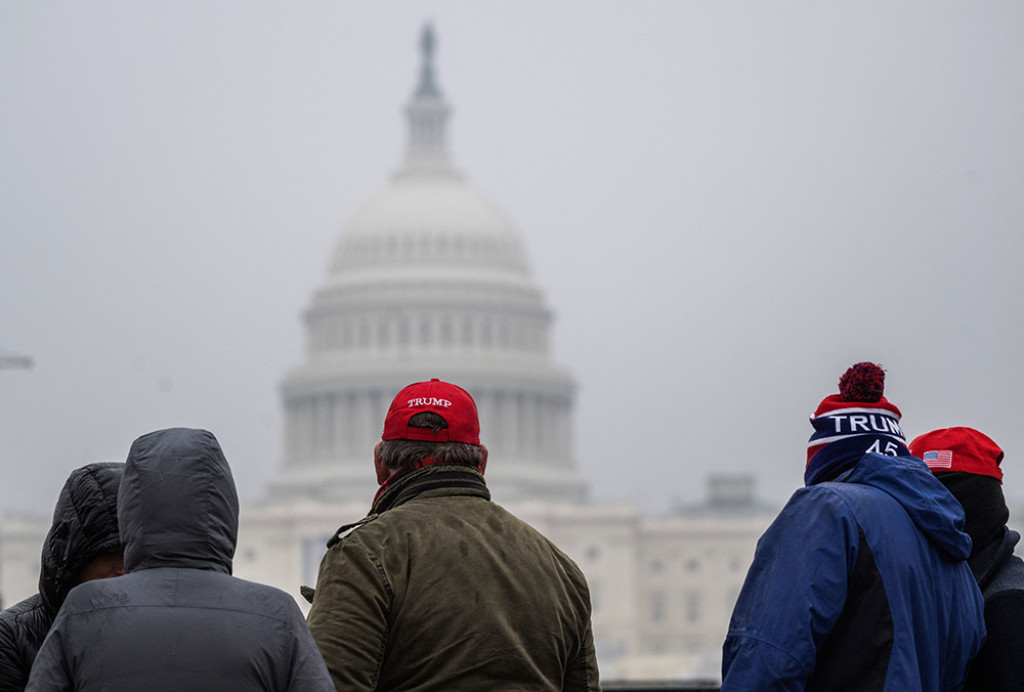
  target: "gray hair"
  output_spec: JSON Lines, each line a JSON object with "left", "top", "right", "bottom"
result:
{"left": 377, "top": 411, "right": 483, "bottom": 471}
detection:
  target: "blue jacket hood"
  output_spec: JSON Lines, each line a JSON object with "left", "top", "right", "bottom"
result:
{"left": 843, "top": 452, "right": 972, "bottom": 561}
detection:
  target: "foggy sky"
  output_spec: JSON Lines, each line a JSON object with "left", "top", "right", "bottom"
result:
{"left": 2, "top": 2, "right": 1022, "bottom": 518}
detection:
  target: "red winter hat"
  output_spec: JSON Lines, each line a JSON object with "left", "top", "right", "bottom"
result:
{"left": 382, "top": 379, "right": 481, "bottom": 445}
{"left": 909, "top": 427, "right": 1004, "bottom": 483}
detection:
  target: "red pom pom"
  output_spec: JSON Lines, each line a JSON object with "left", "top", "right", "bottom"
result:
{"left": 838, "top": 362, "right": 885, "bottom": 402}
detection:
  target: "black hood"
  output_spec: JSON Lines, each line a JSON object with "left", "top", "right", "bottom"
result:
{"left": 38, "top": 462, "right": 124, "bottom": 613}
{"left": 119, "top": 428, "right": 238, "bottom": 575}
{"left": 935, "top": 471, "right": 1008, "bottom": 559}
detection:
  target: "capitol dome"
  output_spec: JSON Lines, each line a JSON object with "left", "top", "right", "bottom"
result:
{"left": 271, "top": 25, "right": 585, "bottom": 505}
{"left": 331, "top": 177, "right": 530, "bottom": 278}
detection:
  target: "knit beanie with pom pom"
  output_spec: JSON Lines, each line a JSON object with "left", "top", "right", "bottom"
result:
{"left": 805, "top": 362, "right": 909, "bottom": 486}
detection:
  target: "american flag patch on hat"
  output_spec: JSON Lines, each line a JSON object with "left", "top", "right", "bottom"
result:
{"left": 923, "top": 450, "right": 953, "bottom": 469}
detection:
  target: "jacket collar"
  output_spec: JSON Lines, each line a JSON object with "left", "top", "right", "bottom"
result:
{"left": 371, "top": 464, "right": 490, "bottom": 515}
{"left": 970, "top": 526, "right": 1020, "bottom": 590}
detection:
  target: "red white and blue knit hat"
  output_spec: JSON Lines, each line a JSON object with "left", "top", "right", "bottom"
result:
{"left": 805, "top": 362, "right": 909, "bottom": 485}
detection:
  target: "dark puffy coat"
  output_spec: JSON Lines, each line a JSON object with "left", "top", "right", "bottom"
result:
{"left": 0, "top": 462, "right": 122, "bottom": 692}
{"left": 962, "top": 527, "right": 1024, "bottom": 691}
{"left": 26, "top": 428, "right": 333, "bottom": 692}
{"left": 722, "top": 453, "right": 985, "bottom": 691}
{"left": 937, "top": 471, "right": 1024, "bottom": 692}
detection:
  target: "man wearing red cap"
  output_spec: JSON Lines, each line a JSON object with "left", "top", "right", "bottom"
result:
{"left": 306, "top": 379, "right": 600, "bottom": 691}
{"left": 722, "top": 363, "right": 985, "bottom": 691}
{"left": 911, "top": 427, "right": 1024, "bottom": 692}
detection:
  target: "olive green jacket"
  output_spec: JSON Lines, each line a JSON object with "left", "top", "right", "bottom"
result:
{"left": 306, "top": 465, "right": 601, "bottom": 691}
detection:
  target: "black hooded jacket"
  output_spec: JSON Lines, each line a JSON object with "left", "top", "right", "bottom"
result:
{"left": 0, "top": 462, "right": 122, "bottom": 692}
{"left": 938, "top": 472, "right": 1024, "bottom": 692}
{"left": 25, "top": 428, "right": 333, "bottom": 692}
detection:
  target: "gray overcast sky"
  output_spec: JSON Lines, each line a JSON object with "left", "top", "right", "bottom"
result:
{"left": 2, "top": 2, "right": 1022, "bottom": 517}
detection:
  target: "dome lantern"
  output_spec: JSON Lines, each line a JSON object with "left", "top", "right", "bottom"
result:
{"left": 400, "top": 23, "right": 454, "bottom": 179}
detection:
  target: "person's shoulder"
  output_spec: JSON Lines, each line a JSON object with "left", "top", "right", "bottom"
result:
{"left": 55, "top": 576, "right": 127, "bottom": 616}
{"left": 787, "top": 481, "right": 859, "bottom": 500}
{"left": 482, "top": 501, "right": 541, "bottom": 533}
{"left": 490, "top": 503, "right": 580, "bottom": 554}
{"left": 987, "top": 551, "right": 1024, "bottom": 596}
{"left": 982, "top": 588, "right": 1024, "bottom": 640}
{"left": 0, "top": 594, "right": 49, "bottom": 654}
{"left": 796, "top": 476, "right": 898, "bottom": 513}
{"left": 767, "top": 483, "right": 871, "bottom": 541}
{"left": 781, "top": 482, "right": 863, "bottom": 514}
{"left": 324, "top": 514, "right": 382, "bottom": 549}
{"left": 230, "top": 576, "right": 301, "bottom": 604}
{"left": 0, "top": 593, "right": 44, "bottom": 624}
{"left": 179, "top": 573, "right": 307, "bottom": 626}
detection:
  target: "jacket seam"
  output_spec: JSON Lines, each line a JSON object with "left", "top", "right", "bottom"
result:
{"left": 728, "top": 631, "right": 807, "bottom": 671}
{"left": 369, "top": 552, "right": 392, "bottom": 690}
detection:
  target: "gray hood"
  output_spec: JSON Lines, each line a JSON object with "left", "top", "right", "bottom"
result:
{"left": 119, "top": 428, "right": 238, "bottom": 574}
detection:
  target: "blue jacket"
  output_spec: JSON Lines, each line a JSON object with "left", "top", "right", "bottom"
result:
{"left": 722, "top": 453, "right": 985, "bottom": 691}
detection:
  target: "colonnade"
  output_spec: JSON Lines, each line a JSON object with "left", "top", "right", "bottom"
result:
{"left": 284, "top": 386, "right": 572, "bottom": 469}
{"left": 307, "top": 309, "right": 548, "bottom": 356}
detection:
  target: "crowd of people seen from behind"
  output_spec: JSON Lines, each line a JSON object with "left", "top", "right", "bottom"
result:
{"left": 0, "top": 364, "right": 1021, "bottom": 691}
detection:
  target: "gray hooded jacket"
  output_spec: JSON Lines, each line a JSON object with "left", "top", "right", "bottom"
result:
{"left": 26, "top": 428, "right": 333, "bottom": 692}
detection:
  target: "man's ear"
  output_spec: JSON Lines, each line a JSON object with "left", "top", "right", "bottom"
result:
{"left": 374, "top": 443, "right": 390, "bottom": 485}
{"left": 478, "top": 444, "right": 488, "bottom": 475}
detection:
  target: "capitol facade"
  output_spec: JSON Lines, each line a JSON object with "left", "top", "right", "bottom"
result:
{"left": 0, "top": 27, "right": 776, "bottom": 682}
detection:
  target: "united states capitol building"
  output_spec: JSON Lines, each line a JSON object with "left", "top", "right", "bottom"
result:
{"left": 0, "top": 27, "right": 775, "bottom": 682}
{"left": 231, "top": 27, "right": 777, "bottom": 680}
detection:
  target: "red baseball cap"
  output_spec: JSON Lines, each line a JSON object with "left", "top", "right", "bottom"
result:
{"left": 909, "top": 426, "right": 1004, "bottom": 483}
{"left": 382, "top": 379, "right": 481, "bottom": 445}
